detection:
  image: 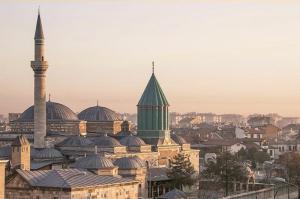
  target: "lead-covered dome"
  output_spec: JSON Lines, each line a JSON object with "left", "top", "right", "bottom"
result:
{"left": 17, "top": 101, "right": 78, "bottom": 122}
{"left": 31, "top": 148, "right": 64, "bottom": 160}
{"left": 78, "top": 105, "right": 122, "bottom": 122}
{"left": 71, "top": 154, "right": 115, "bottom": 169}
{"left": 55, "top": 136, "right": 94, "bottom": 147}
{"left": 120, "top": 135, "right": 147, "bottom": 147}
{"left": 171, "top": 133, "right": 187, "bottom": 145}
{"left": 93, "top": 135, "right": 123, "bottom": 147}
{"left": 114, "top": 157, "right": 142, "bottom": 169}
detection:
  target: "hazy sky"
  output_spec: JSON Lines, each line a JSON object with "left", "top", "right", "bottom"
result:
{"left": 1, "top": 1, "right": 300, "bottom": 116}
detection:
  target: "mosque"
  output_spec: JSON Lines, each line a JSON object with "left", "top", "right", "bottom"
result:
{"left": 0, "top": 11, "right": 199, "bottom": 199}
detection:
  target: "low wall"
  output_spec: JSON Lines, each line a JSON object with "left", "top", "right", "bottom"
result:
{"left": 220, "top": 185, "right": 298, "bottom": 199}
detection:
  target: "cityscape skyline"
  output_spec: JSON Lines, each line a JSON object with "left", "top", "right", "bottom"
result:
{"left": 2, "top": 1, "right": 300, "bottom": 116}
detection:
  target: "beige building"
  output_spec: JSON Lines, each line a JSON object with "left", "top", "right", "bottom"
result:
{"left": 6, "top": 169, "right": 139, "bottom": 199}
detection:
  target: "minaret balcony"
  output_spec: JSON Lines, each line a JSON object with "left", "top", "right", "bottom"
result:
{"left": 31, "top": 61, "right": 48, "bottom": 73}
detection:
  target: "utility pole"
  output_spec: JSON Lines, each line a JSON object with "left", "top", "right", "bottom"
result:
{"left": 225, "top": 146, "right": 229, "bottom": 196}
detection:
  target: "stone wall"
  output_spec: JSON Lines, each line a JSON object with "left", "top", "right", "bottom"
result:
{"left": 6, "top": 172, "right": 139, "bottom": 199}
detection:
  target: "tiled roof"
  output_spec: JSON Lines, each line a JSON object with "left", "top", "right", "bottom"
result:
{"left": 16, "top": 169, "right": 136, "bottom": 189}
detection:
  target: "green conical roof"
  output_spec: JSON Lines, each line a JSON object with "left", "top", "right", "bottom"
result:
{"left": 138, "top": 73, "right": 169, "bottom": 106}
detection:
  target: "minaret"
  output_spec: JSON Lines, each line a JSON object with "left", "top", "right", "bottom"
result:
{"left": 137, "top": 62, "right": 170, "bottom": 142}
{"left": 31, "top": 10, "right": 48, "bottom": 148}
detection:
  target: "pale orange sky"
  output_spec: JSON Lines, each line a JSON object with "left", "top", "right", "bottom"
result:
{"left": 1, "top": 1, "right": 300, "bottom": 116}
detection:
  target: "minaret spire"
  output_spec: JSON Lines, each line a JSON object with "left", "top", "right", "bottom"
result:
{"left": 152, "top": 61, "right": 155, "bottom": 74}
{"left": 34, "top": 8, "right": 44, "bottom": 40}
{"left": 31, "top": 10, "right": 48, "bottom": 148}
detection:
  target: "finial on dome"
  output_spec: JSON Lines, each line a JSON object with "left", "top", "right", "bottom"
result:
{"left": 152, "top": 61, "right": 155, "bottom": 74}
{"left": 95, "top": 145, "right": 98, "bottom": 154}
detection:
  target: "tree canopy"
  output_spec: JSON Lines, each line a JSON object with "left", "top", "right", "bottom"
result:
{"left": 203, "top": 152, "right": 248, "bottom": 183}
{"left": 167, "top": 153, "right": 196, "bottom": 189}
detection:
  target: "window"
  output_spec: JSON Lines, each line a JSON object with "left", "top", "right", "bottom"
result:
{"left": 36, "top": 197, "right": 40, "bottom": 199}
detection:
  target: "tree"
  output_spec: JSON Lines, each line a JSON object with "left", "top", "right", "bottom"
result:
{"left": 237, "top": 147, "right": 270, "bottom": 168}
{"left": 203, "top": 152, "right": 248, "bottom": 195}
{"left": 167, "top": 153, "right": 196, "bottom": 189}
{"left": 278, "top": 152, "right": 300, "bottom": 199}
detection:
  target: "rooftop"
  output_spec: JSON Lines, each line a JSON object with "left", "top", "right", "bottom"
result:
{"left": 15, "top": 169, "right": 136, "bottom": 189}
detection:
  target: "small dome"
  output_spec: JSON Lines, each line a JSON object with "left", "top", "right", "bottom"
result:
{"left": 78, "top": 106, "right": 122, "bottom": 122}
{"left": 93, "top": 135, "right": 123, "bottom": 147}
{"left": 131, "top": 156, "right": 146, "bottom": 167}
{"left": 55, "top": 136, "right": 94, "bottom": 147}
{"left": 120, "top": 135, "right": 146, "bottom": 147}
{"left": 17, "top": 101, "right": 78, "bottom": 122}
{"left": 31, "top": 148, "right": 63, "bottom": 159}
{"left": 171, "top": 133, "right": 187, "bottom": 145}
{"left": 114, "top": 157, "right": 142, "bottom": 169}
{"left": 158, "top": 188, "right": 187, "bottom": 199}
{"left": 71, "top": 154, "right": 115, "bottom": 169}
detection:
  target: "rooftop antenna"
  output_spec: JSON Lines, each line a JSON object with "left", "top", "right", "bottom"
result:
{"left": 152, "top": 61, "right": 155, "bottom": 74}
{"left": 48, "top": 93, "right": 51, "bottom": 102}
{"left": 38, "top": 5, "right": 40, "bottom": 15}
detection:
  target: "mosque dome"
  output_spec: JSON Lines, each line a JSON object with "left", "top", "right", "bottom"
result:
{"left": 93, "top": 135, "right": 123, "bottom": 147}
{"left": 71, "top": 154, "right": 115, "bottom": 169}
{"left": 119, "top": 135, "right": 147, "bottom": 147}
{"left": 171, "top": 133, "right": 187, "bottom": 145}
{"left": 31, "top": 148, "right": 64, "bottom": 160}
{"left": 55, "top": 136, "right": 94, "bottom": 147}
{"left": 113, "top": 157, "right": 142, "bottom": 169}
{"left": 131, "top": 156, "right": 146, "bottom": 167}
{"left": 78, "top": 105, "right": 122, "bottom": 122}
{"left": 17, "top": 101, "right": 78, "bottom": 122}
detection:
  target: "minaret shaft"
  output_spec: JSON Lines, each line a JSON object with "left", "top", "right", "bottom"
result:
{"left": 31, "top": 12, "right": 48, "bottom": 148}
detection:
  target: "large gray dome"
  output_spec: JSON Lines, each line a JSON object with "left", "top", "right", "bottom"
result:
{"left": 113, "top": 157, "right": 142, "bottom": 169}
{"left": 71, "top": 154, "right": 115, "bottom": 169}
{"left": 78, "top": 106, "right": 122, "bottom": 122}
{"left": 93, "top": 135, "right": 123, "bottom": 147}
{"left": 55, "top": 136, "right": 94, "bottom": 147}
{"left": 120, "top": 135, "right": 146, "bottom": 147}
{"left": 17, "top": 101, "right": 78, "bottom": 122}
{"left": 31, "top": 148, "right": 64, "bottom": 160}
